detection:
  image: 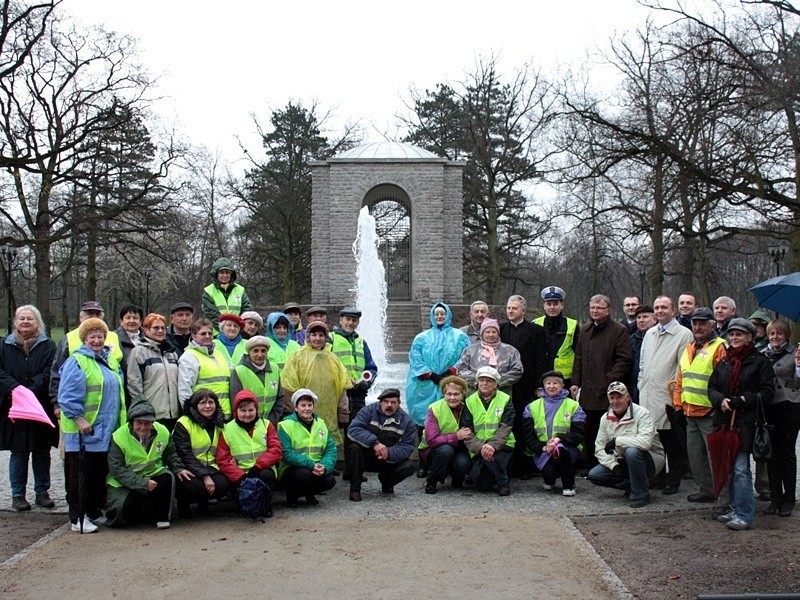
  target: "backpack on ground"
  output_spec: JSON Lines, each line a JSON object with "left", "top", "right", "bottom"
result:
{"left": 238, "top": 477, "right": 273, "bottom": 521}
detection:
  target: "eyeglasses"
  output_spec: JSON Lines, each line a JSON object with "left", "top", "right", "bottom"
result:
{"left": 148, "top": 326, "right": 166, "bottom": 331}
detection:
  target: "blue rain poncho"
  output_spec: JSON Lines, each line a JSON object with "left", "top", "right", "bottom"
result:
{"left": 405, "top": 302, "right": 470, "bottom": 425}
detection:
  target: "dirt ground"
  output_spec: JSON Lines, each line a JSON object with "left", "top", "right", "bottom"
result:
{"left": 0, "top": 512, "right": 65, "bottom": 564}
{"left": 573, "top": 508, "right": 800, "bottom": 599}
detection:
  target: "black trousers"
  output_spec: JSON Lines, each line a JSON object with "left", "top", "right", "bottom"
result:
{"left": 767, "top": 401, "right": 800, "bottom": 503}
{"left": 281, "top": 466, "right": 336, "bottom": 500}
{"left": 658, "top": 428, "right": 688, "bottom": 488}
{"left": 347, "top": 444, "right": 415, "bottom": 492}
{"left": 177, "top": 471, "right": 231, "bottom": 507}
{"left": 540, "top": 450, "right": 576, "bottom": 490}
{"left": 118, "top": 472, "right": 174, "bottom": 525}
{"left": 581, "top": 409, "right": 607, "bottom": 467}
{"left": 64, "top": 451, "right": 108, "bottom": 522}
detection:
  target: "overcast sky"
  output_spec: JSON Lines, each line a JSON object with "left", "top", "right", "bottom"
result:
{"left": 63, "top": 0, "right": 656, "bottom": 166}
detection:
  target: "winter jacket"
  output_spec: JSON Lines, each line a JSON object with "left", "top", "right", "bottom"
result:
{"left": 228, "top": 355, "right": 285, "bottom": 425}
{"left": 177, "top": 340, "right": 230, "bottom": 406}
{"left": 0, "top": 333, "right": 57, "bottom": 452}
{"left": 456, "top": 340, "right": 523, "bottom": 395}
{"left": 278, "top": 411, "right": 338, "bottom": 474}
{"left": 462, "top": 390, "right": 515, "bottom": 454}
{"left": 499, "top": 318, "right": 548, "bottom": 409}
{"left": 57, "top": 345, "right": 125, "bottom": 453}
{"left": 762, "top": 343, "right": 800, "bottom": 406}
{"left": 405, "top": 302, "right": 470, "bottom": 425}
{"left": 201, "top": 258, "right": 252, "bottom": 329}
{"left": 572, "top": 317, "right": 633, "bottom": 411}
{"left": 522, "top": 390, "right": 585, "bottom": 458}
{"left": 167, "top": 325, "right": 191, "bottom": 357}
{"left": 217, "top": 418, "right": 282, "bottom": 483}
{"left": 347, "top": 402, "right": 418, "bottom": 463}
{"left": 708, "top": 347, "right": 775, "bottom": 454}
{"left": 594, "top": 402, "right": 665, "bottom": 473}
{"left": 115, "top": 326, "right": 142, "bottom": 366}
{"left": 637, "top": 320, "right": 693, "bottom": 429}
{"left": 126, "top": 336, "right": 180, "bottom": 421}
{"left": 173, "top": 401, "right": 225, "bottom": 478}
{"left": 419, "top": 401, "right": 468, "bottom": 462}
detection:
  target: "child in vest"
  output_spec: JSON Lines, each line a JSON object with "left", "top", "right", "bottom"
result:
{"left": 522, "top": 370, "right": 586, "bottom": 496}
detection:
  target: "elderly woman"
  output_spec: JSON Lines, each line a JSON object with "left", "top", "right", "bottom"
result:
{"left": 178, "top": 319, "right": 232, "bottom": 420}
{"left": 229, "top": 335, "right": 284, "bottom": 425}
{"left": 277, "top": 389, "right": 337, "bottom": 507}
{"left": 0, "top": 305, "right": 57, "bottom": 511}
{"left": 708, "top": 318, "right": 775, "bottom": 530}
{"left": 173, "top": 389, "right": 231, "bottom": 518}
{"left": 58, "top": 317, "right": 126, "bottom": 533}
{"left": 115, "top": 304, "right": 144, "bottom": 366}
{"left": 761, "top": 319, "right": 800, "bottom": 518}
{"left": 126, "top": 313, "right": 180, "bottom": 430}
{"left": 282, "top": 321, "right": 351, "bottom": 448}
{"left": 214, "top": 313, "right": 247, "bottom": 367}
{"left": 418, "top": 375, "right": 473, "bottom": 494}
{"left": 240, "top": 311, "right": 264, "bottom": 339}
{"left": 406, "top": 302, "right": 470, "bottom": 430}
{"left": 265, "top": 311, "right": 301, "bottom": 373}
{"left": 456, "top": 318, "right": 523, "bottom": 395}
{"left": 105, "top": 399, "right": 192, "bottom": 529}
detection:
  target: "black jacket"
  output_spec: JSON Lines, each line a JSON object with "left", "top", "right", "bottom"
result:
{"left": 499, "top": 320, "right": 547, "bottom": 408}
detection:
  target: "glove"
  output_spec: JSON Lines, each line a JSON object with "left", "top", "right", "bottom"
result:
{"left": 729, "top": 396, "right": 746, "bottom": 410}
{"left": 247, "top": 467, "right": 260, "bottom": 478}
{"left": 612, "top": 464, "right": 624, "bottom": 476}
{"left": 353, "top": 380, "right": 370, "bottom": 396}
{"left": 604, "top": 438, "right": 616, "bottom": 455}
{"left": 430, "top": 373, "right": 443, "bottom": 385}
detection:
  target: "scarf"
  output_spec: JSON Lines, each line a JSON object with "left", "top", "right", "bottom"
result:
{"left": 726, "top": 342, "right": 754, "bottom": 396}
{"left": 217, "top": 332, "right": 241, "bottom": 354}
{"left": 16, "top": 329, "right": 40, "bottom": 355}
{"left": 480, "top": 340, "right": 499, "bottom": 366}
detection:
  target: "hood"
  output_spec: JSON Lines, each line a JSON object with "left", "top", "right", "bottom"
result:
{"left": 232, "top": 389, "right": 257, "bottom": 414}
{"left": 428, "top": 301, "right": 453, "bottom": 328}
{"left": 210, "top": 257, "right": 237, "bottom": 282}
{"left": 266, "top": 312, "right": 294, "bottom": 347}
{"left": 748, "top": 309, "right": 771, "bottom": 325}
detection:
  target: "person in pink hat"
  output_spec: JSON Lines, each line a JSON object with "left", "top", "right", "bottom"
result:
{"left": 456, "top": 317, "right": 523, "bottom": 396}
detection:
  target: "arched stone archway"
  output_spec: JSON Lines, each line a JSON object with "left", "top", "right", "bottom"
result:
{"left": 363, "top": 184, "right": 411, "bottom": 301}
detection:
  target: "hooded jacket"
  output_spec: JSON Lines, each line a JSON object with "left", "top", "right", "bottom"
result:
{"left": 405, "top": 302, "right": 470, "bottom": 425}
{"left": 265, "top": 312, "right": 301, "bottom": 372}
{"left": 201, "top": 257, "right": 252, "bottom": 328}
{"left": 126, "top": 336, "right": 180, "bottom": 422}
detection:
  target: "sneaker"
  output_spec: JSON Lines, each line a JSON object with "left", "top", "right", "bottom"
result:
{"left": 716, "top": 510, "right": 736, "bottom": 523}
{"left": 726, "top": 517, "right": 752, "bottom": 531}
{"left": 562, "top": 488, "right": 576, "bottom": 497}
{"left": 156, "top": 521, "right": 171, "bottom": 529}
{"left": 12, "top": 496, "right": 31, "bottom": 511}
{"left": 71, "top": 518, "right": 98, "bottom": 533}
{"left": 35, "top": 493, "right": 55, "bottom": 508}
{"left": 541, "top": 482, "right": 555, "bottom": 491}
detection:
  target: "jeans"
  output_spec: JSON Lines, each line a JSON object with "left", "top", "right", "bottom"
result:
{"left": 729, "top": 451, "right": 755, "bottom": 524}
{"left": 587, "top": 447, "right": 655, "bottom": 501}
{"left": 9, "top": 449, "right": 51, "bottom": 497}
{"left": 425, "top": 444, "right": 471, "bottom": 484}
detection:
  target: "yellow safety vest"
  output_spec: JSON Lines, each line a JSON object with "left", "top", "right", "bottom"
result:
{"left": 679, "top": 338, "right": 726, "bottom": 407}
{"left": 267, "top": 339, "right": 301, "bottom": 372}
{"left": 67, "top": 327, "right": 123, "bottom": 366}
{"left": 214, "top": 338, "right": 246, "bottom": 367}
{"left": 465, "top": 390, "right": 515, "bottom": 456}
{"left": 107, "top": 422, "right": 170, "bottom": 487}
{"left": 533, "top": 316, "right": 577, "bottom": 379}
{"left": 176, "top": 415, "right": 221, "bottom": 470}
{"left": 418, "top": 398, "right": 460, "bottom": 450}
{"left": 277, "top": 417, "right": 329, "bottom": 478}
{"left": 203, "top": 283, "right": 245, "bottom": 315}
{"left": 60, "top": 352, "right": 126, "bottom": 434}
{"left": 222, "top": 418, "right": 273, "bottom": 473}
{"left": 233, "top": 364, "right": 281, "bottom": 419}
{"left": 330, "top": 332, "right": 366, "bottom": 381}
{"left": 528, "top": 396, "right": 583, "bottom": 451}
{"left": 185, "top": 346, "right": 232, "bottom": 419}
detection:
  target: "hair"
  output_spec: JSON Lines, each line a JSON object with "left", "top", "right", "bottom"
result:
{"left": 713, "top": 296, "right": 736, "bottom": 311}
{"left": 589, "top": 294, "right": 611, "bottom": 308}
{"left": 654, "top": 295, "right": 674, "bottom": 309}
{"left": 191, "top": 318, "right": 214, "bottom": 335}
{"left": 766, "top": 319, "right": 790, "bottom": 338}
{"left": 678, "top": 292, "right": 696, "bottom": 302}
{"left": 119, "top": 304, "right": 144, "bottom": 321}
{"left": 470, "top": 300, "right": 488, "bottom": 311}
{"left": 507, "top": 295, "right": 527, "bottom": 310}
{"left": 142, "top": 313, "right": 167, "bottom": 330}
{"left": 187, "top": 389, "right": 219, "bottom": 410}
{"left": 440, "top": 375, "right": 468, "bottom": 395}
{"left": 14, "top": 305, "right": 46, "bottom": 334}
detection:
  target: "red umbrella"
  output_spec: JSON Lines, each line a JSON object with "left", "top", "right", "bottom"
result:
{"left": 707, "top": 410, "right": 741, "bottom": 499}
{"left": 7, "top": 386, "right": 56, "bottom": 428}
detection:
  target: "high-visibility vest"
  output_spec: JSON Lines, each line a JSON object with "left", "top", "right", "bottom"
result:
{"left": 679, "top": 338, "right": 726, "bottom": 407}
{"left": 222, "top": 418, "right": 274, "bottom": 473}
{"left": 176, "top": 415, "right": 221, "bottom": 470}
{"left": 185, "top": 346, "right": 232, "bottom": 419}
{"left": 60, "top": 352, "right": 126, "bottom": 434}
{"left": 203, "top": 283, "right": 245, "bottom": 315}
{"left": 418, "top": 398, "right": 460, "bottom": 450}
{"left": 528, "top": 396, "right": 583, "bottom": 451}
{"left": 107, "top": 422, "right": 170, "bottom": 487}
{"left": 67, "top": 327, "right": 123, "bottom": 366}
{"left": 233, "top": 364, "right": 281, "bottom": 419}
{"left": 465, "top": 390, "right": 515, "bottom": 456}
{"left": 277, "top": 417, "right": 329, "bottom": 478}
{"left": 214, "top": 338, "right": 246, "bottom": 367}
{"left": 267, "top": 340, "right": 301, "bottom": 371}
{"left": 533, "top": 316, "right": 577, "bottom": 379}
{"left": 330, "top": 332, "right": 366, "bottom": 381}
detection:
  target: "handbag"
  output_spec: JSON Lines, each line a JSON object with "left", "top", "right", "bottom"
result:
{"left": 752, "top": 397, "right": 772, "bottom": 462}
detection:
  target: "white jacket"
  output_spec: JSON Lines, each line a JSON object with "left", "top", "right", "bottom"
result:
{"left": 595, "top": 402, "right": 665, "bottom": 473}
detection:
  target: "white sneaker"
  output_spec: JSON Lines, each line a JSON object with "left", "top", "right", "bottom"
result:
{"left": 542, "top": 483, "right": 555, "bottom": 491}
{"left": 156, "top": 521, "right": 171, "bottom": 529}
{"left": 90, "top": 515, "right": 107, "bottom": 526}
{"left": 70, "top": 518, "right": 98, "bottom": 533}
{"left": 562, "top": 488, "right": 576, "bottom": 497}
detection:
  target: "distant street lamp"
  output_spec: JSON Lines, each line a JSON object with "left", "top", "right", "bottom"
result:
{"left": 142, "top": 266, "right": 155, "bottom": 314}
{"left": 767, "top": 241, "right": 789, "bottom": 277}
{"left": 2, "top": 246, "right": 18, "bottom": 335}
